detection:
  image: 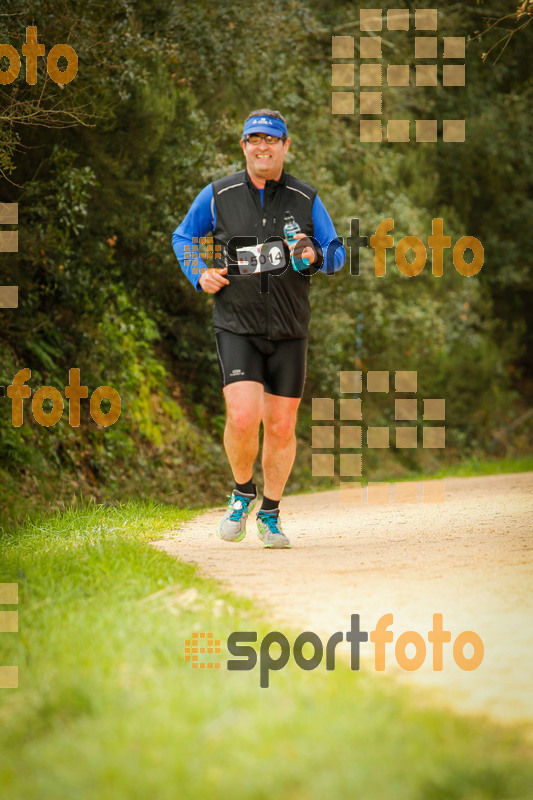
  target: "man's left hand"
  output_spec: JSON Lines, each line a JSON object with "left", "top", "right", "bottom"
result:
{"left": 288, "top": 232, "right": 317, "bottom": 264}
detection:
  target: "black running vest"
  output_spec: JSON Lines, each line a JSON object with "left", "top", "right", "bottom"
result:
{"left": 211, "top": 169, "right": 319, "bottom": 340}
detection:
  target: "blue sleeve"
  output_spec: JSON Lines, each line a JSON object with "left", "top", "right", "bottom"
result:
{"left": 171, "top": 184, "right": 216, "bottom": 291}
{"left": 312, "top": 195, "right": 346, "bottom": 274}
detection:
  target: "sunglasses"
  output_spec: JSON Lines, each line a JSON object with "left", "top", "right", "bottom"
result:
{"left": 243, "top": 134, "right": 285, "bottom": 144}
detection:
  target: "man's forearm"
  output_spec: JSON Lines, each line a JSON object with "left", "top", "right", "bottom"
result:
{"left": 172, "top": 230, "right": 209, "bottom": 290}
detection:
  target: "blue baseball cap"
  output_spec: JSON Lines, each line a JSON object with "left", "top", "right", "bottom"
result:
{"left": 242, "top": 115, "right": 288, "bottom": 139}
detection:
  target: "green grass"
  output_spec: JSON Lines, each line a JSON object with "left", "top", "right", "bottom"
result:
{"left": 295, "top": 454, "right": 533, "bottom": 494}
{"left": 1, "top": 502, "right": 532, "bottom": 799}
{"left": 417, "top": 454, "right": 533, "bottom": 479}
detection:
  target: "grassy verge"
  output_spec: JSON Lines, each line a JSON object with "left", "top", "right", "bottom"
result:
{"left": 294, "top": 454, "right": 533, "bottom": 495}
{"left": 391, "top": 454, "right": 533, "bottom": 481}
{"left": 0, "top": 502, "right": 532, "bottom": 799}
{"left": 2, "top": 451, "right": 532, "bottom": 531}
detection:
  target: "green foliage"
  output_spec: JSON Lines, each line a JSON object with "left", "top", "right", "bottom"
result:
{"left": 0, "top": 0, "right": 531, "bottom": 521}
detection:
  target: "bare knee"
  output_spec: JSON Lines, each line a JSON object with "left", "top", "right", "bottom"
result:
{"left": 226, "top": 407, "right": 260, "bottom": 435}
{"left": 264, "top": 416, "right": 297, "bottom": 442}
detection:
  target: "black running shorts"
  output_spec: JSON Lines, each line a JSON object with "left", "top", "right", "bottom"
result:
{"left": 215, "top": 331, "right": 308, "bottom": 398}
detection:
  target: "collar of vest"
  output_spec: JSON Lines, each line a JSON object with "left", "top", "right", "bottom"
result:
{"left": 245, "top": 169, "right": 287, "bottom": 190}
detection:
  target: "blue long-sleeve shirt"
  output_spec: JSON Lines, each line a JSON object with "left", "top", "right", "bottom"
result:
{"left": 172, "top": 182, "right": 346, "bottom": 290}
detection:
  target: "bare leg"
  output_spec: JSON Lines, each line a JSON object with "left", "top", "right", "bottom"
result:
{"left": 222, "top": 381, "right": 264, "bottom": 484}
{"left": 261, "top": 393, "right": 301, "bottom": 501}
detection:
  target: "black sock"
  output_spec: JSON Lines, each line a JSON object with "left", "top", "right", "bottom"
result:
{"left": 260, "top": 496, "right": 280, "bottom": 512}
{"left": 235, "top": 479, "right": 255, "bottom": 496}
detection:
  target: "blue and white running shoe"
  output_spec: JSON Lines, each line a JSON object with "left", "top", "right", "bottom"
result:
{"left": 256, "top": 510, "right": 291, "bottom": 549}
{"left": 217, "top": 490, "right": 257, "bottom": 542}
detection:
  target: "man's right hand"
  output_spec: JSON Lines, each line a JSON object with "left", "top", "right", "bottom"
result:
{"left": 198, "top": 267, "right": 230, "bottom": 294}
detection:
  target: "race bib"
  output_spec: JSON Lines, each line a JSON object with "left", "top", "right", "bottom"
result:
{"left": 236, "top": 240, "right": 286, "bottom": 275}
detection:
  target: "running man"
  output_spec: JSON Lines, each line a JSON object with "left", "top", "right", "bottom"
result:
{"left": 172, "top": 109, "right": 345, "bottom": 548}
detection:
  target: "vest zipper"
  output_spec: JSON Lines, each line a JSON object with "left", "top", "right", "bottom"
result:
{"left": 263, "top": 206, "right": 271, "bottom": 338}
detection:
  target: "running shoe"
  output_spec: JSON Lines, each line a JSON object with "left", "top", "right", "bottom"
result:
{"left": 217, "top": 490, "right": 257, "bottom": 542}
{"left": 256, "top": 509, "right": 291, "bottom": 549}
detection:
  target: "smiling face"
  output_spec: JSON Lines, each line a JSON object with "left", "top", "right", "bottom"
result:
{"left": 240, "top": 134, "right": 291, "bottom": 187}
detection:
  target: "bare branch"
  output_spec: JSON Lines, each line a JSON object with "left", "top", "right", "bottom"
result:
{"left": 471, "top": 2, "right": 533, "bottom": 62}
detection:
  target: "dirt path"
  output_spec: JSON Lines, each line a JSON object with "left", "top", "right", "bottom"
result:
{"left": 153, "top": 473, "right": 533, "bottom": 727}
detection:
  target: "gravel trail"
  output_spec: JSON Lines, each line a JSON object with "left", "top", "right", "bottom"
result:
{"left": 153, "top": 473, "right": 533, "bottom": 726}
